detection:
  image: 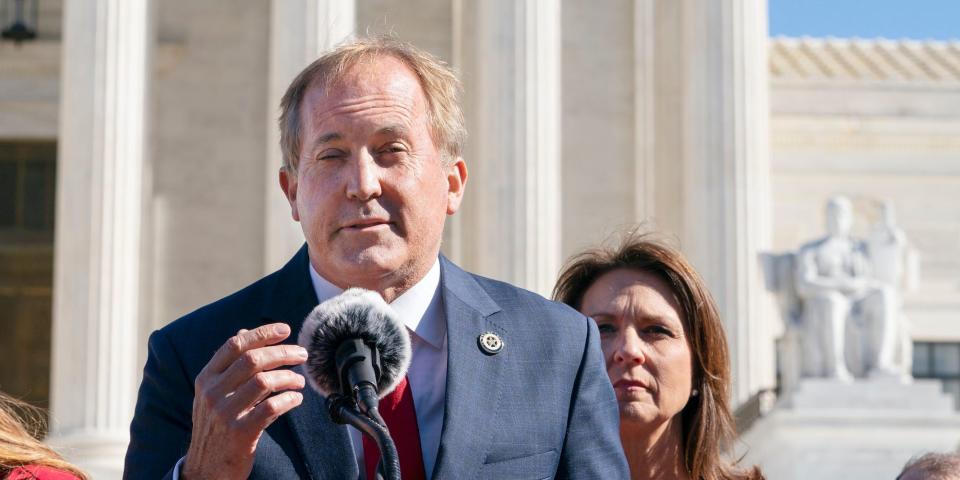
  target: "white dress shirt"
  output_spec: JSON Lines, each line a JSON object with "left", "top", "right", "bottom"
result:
{"left": 309, "top": 259, "right": 447, "bottom": 480}
{"left": 173, "top": 259, "right": 447, "bottom": 480}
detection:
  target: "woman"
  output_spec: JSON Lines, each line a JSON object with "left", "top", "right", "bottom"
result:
{"left": 554, "top": 234, "right": 762, "bottom": 480}
{"left": 1, "top": 392, "right": 86, "bottom": 480}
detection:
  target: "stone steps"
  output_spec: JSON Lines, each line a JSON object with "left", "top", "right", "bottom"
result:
{"left": 787, "top": 378, "right": 955, "bottom": 412}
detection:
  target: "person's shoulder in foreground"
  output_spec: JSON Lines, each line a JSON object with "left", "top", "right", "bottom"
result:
{"left": 5, "top": 466, "right": 82, "bottom": 480}
{"left": 1, "top": 392, "right": 89, "bottom": 480}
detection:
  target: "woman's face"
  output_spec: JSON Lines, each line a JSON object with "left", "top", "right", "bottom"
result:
{"left": 580, "top": 268, "right": 694, "bottom": 430}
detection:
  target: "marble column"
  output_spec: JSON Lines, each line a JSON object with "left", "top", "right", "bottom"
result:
{"left": 633, "top": 0, "right": 657, "bottom": 221}
{"left": 47, "top": 0, "right": 152, "bottom": 477}
{"left": 455, "top": 0, "right": 561, "bottom": 296}
{"left": 264, "top": 0, "right": 355, "bottom": 273}
{"left": 679, "top": 0, "right": 774, "bottom": 405}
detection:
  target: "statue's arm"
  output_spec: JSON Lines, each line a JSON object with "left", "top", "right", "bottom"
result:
{"left": 795, "top": 248, "right": 823, "bottom": 294}
{"left": 795, "top": 247, "right": 862, "bottom": 295}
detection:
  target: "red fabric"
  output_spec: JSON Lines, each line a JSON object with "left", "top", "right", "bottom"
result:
{"left": 362, "top": 376, "right": 426, "bottom": 480}
{"left": 5, "top": 465, "right": 81, "bottom": 480}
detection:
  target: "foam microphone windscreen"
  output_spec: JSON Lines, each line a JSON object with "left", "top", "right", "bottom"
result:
{"left": 297, "top": 288, "right": 411, "bottom": 399}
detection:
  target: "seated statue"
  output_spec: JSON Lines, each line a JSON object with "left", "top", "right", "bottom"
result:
{"left": 864, "top": 201, "right": 917, "bottom": 377}
{"left": 766, "top": 196, "right": 915, "bottom": 386}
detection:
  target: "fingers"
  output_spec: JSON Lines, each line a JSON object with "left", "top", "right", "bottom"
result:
{"left": 224, "top": 369, "right": 306, "bottom": 416}
{"left": 243, "top": 390, "right": 304, "bottom": 433}
{"left": 184, "top": 324, "right": 305, "bottom": 480}
{"left": 213, "top": 343, "right": 308, "bottom": 396}
{"left": 202, "top": 323, "right": 292, "bottom": 377}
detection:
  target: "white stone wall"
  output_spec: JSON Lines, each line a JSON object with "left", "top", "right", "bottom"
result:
{"left": 37, "top": 0, "right": 64, "bottom": 39}
{"left": 357, "top": 0, "right": 453, "bottom": 60}
{"left": 0, "top": 0, "right": 62, "bottom": 139}
{"left": 560, "top": 0, "right": 639, "bottom": 257}
{"left": 148, "top": 0, "right": 270, "bottom": 330}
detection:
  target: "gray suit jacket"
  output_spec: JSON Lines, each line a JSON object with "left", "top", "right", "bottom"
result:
{"left": 124, "top": 246, "right": 628, "bottom": 479}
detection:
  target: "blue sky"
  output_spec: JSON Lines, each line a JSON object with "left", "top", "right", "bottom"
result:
{"left": 769, "top": 0, "right": 960, "bottom": 41}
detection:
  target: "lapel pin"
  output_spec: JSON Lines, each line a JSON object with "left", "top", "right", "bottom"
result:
{"left": 478, "top": 332, "right": 503, "bottom": 355}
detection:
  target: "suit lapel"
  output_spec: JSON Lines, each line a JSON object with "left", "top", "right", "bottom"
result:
{"left": 263, "top": 245, "right": 358, "bottom": 480}
{"left": 432, "top": 257, "right": 504, "bottom": 479}
{"left": 283, "top": 367, "right": 357, "bottom": 480}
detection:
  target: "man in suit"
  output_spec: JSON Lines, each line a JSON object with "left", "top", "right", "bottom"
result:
{"left": 124, "top": 37, "right": 628, "bottom": 479}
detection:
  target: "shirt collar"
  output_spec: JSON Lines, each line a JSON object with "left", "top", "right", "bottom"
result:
{"left": 308, "top": 259, "right": 445, "bottom": 349}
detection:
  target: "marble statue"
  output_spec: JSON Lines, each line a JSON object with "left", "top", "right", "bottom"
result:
{"left": 864, "top": 201, "right": 917, "bottom": 377}
{"left": 767, "top": 196, "right": 916, "bottom": 385}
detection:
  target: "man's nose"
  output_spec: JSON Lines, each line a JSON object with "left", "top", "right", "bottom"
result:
{"left": 345, "top": 150, "right": 382, "bottom": 201}
{"left": 613, "top": 328, "right": 646, "bottom": 365}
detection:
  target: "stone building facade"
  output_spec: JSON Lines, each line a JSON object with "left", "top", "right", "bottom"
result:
{"left": 1, "top": 1, "right": 958, "bottom": 477}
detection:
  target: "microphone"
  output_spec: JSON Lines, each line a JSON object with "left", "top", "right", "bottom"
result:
{"left": 297, "top": 288, "right": 411, "bottom": 417}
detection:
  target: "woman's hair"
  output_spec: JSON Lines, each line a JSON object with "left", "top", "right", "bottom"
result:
{"left": 0, "top": 392, "right": 87, "bottom": 479}
{"left": 553, "top": 232, "right": 762, "bottom": 480}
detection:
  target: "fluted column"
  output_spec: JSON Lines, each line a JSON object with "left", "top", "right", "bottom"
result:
{"left": 48, "top": 0, "right": 152, "bottom": 477}
{"left": 633, "top": 0, "right": 657, "bottom": 221}
{"left": 264, "top": 0, "right": 355, "bottom": 273}
{"left": 680, "top": 0, "right": 773, "bottom": 405}
{"left": 455, "top": 0, "right": 561, "bottom": 296}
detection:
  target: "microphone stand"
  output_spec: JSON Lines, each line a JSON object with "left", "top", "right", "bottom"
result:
{"left": 328, "top": 394, "right": 401, "bottom": 480}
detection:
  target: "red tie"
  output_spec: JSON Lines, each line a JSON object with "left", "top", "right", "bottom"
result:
{"left": 362, "top": 376, "right": 426, "bottom": 480}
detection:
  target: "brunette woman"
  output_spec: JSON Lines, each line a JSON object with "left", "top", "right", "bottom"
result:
{"left": 554, "top": 234, "right": 763, "bottom": 480}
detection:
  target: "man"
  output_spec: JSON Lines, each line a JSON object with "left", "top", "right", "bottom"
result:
{"left": 124, "top": 37, "right": 628, "bottom": 479}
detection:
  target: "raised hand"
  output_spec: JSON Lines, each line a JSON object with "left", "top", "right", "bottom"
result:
{"left": 182, "top": 323, "right": 307, "bottom": 479}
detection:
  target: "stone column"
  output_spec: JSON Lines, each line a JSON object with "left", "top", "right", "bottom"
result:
{"left": 679, "top": 0, "right": 774, "bottom": 405}
{"left": 264, "top": 0, "right": 355, "bottom": 273}
{"left": 48, "top": 0, "right": 152, "bottom": 477}
{"left": 633, "top": 0, "right": 657, "bottom": 221}
{"left": 455, "top": 0, "right": 561, "bottom": 296}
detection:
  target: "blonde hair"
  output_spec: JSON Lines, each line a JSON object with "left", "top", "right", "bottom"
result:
{"left": 278, "top": 35, "right": 466, "bottom": 172}
{"left": 0, "top": 392, "right": 87, "bottom": 479}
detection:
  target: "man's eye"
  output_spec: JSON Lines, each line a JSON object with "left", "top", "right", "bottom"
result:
{"left": 380, "top": 145, "right": 407, "bottom": 155}
{"left": 318, "top": 150, "right": 345, "bottom": 160}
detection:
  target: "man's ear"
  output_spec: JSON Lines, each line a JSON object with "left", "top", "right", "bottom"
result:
{"left": 279, "top": 167, "right": 300, "bottom": 222}
{"left": 445, "top": 157, "right": 467, "bottom": 215}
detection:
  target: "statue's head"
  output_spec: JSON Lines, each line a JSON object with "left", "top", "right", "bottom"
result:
{"left": 825, "top": 195, "right": 853, "bottom": 236}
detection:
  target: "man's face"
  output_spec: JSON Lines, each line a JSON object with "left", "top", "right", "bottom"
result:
{"left": 280, "top": 56, "right": 466, "bottom": 293}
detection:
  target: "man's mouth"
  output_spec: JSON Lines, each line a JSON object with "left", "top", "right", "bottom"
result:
{"left": 341, "top": 219, "right": 391, "bottom": 232}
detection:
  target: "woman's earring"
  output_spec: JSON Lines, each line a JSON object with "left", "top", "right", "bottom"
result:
{"left": 691, "top": 388, "right": 700, "bottom": 398}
